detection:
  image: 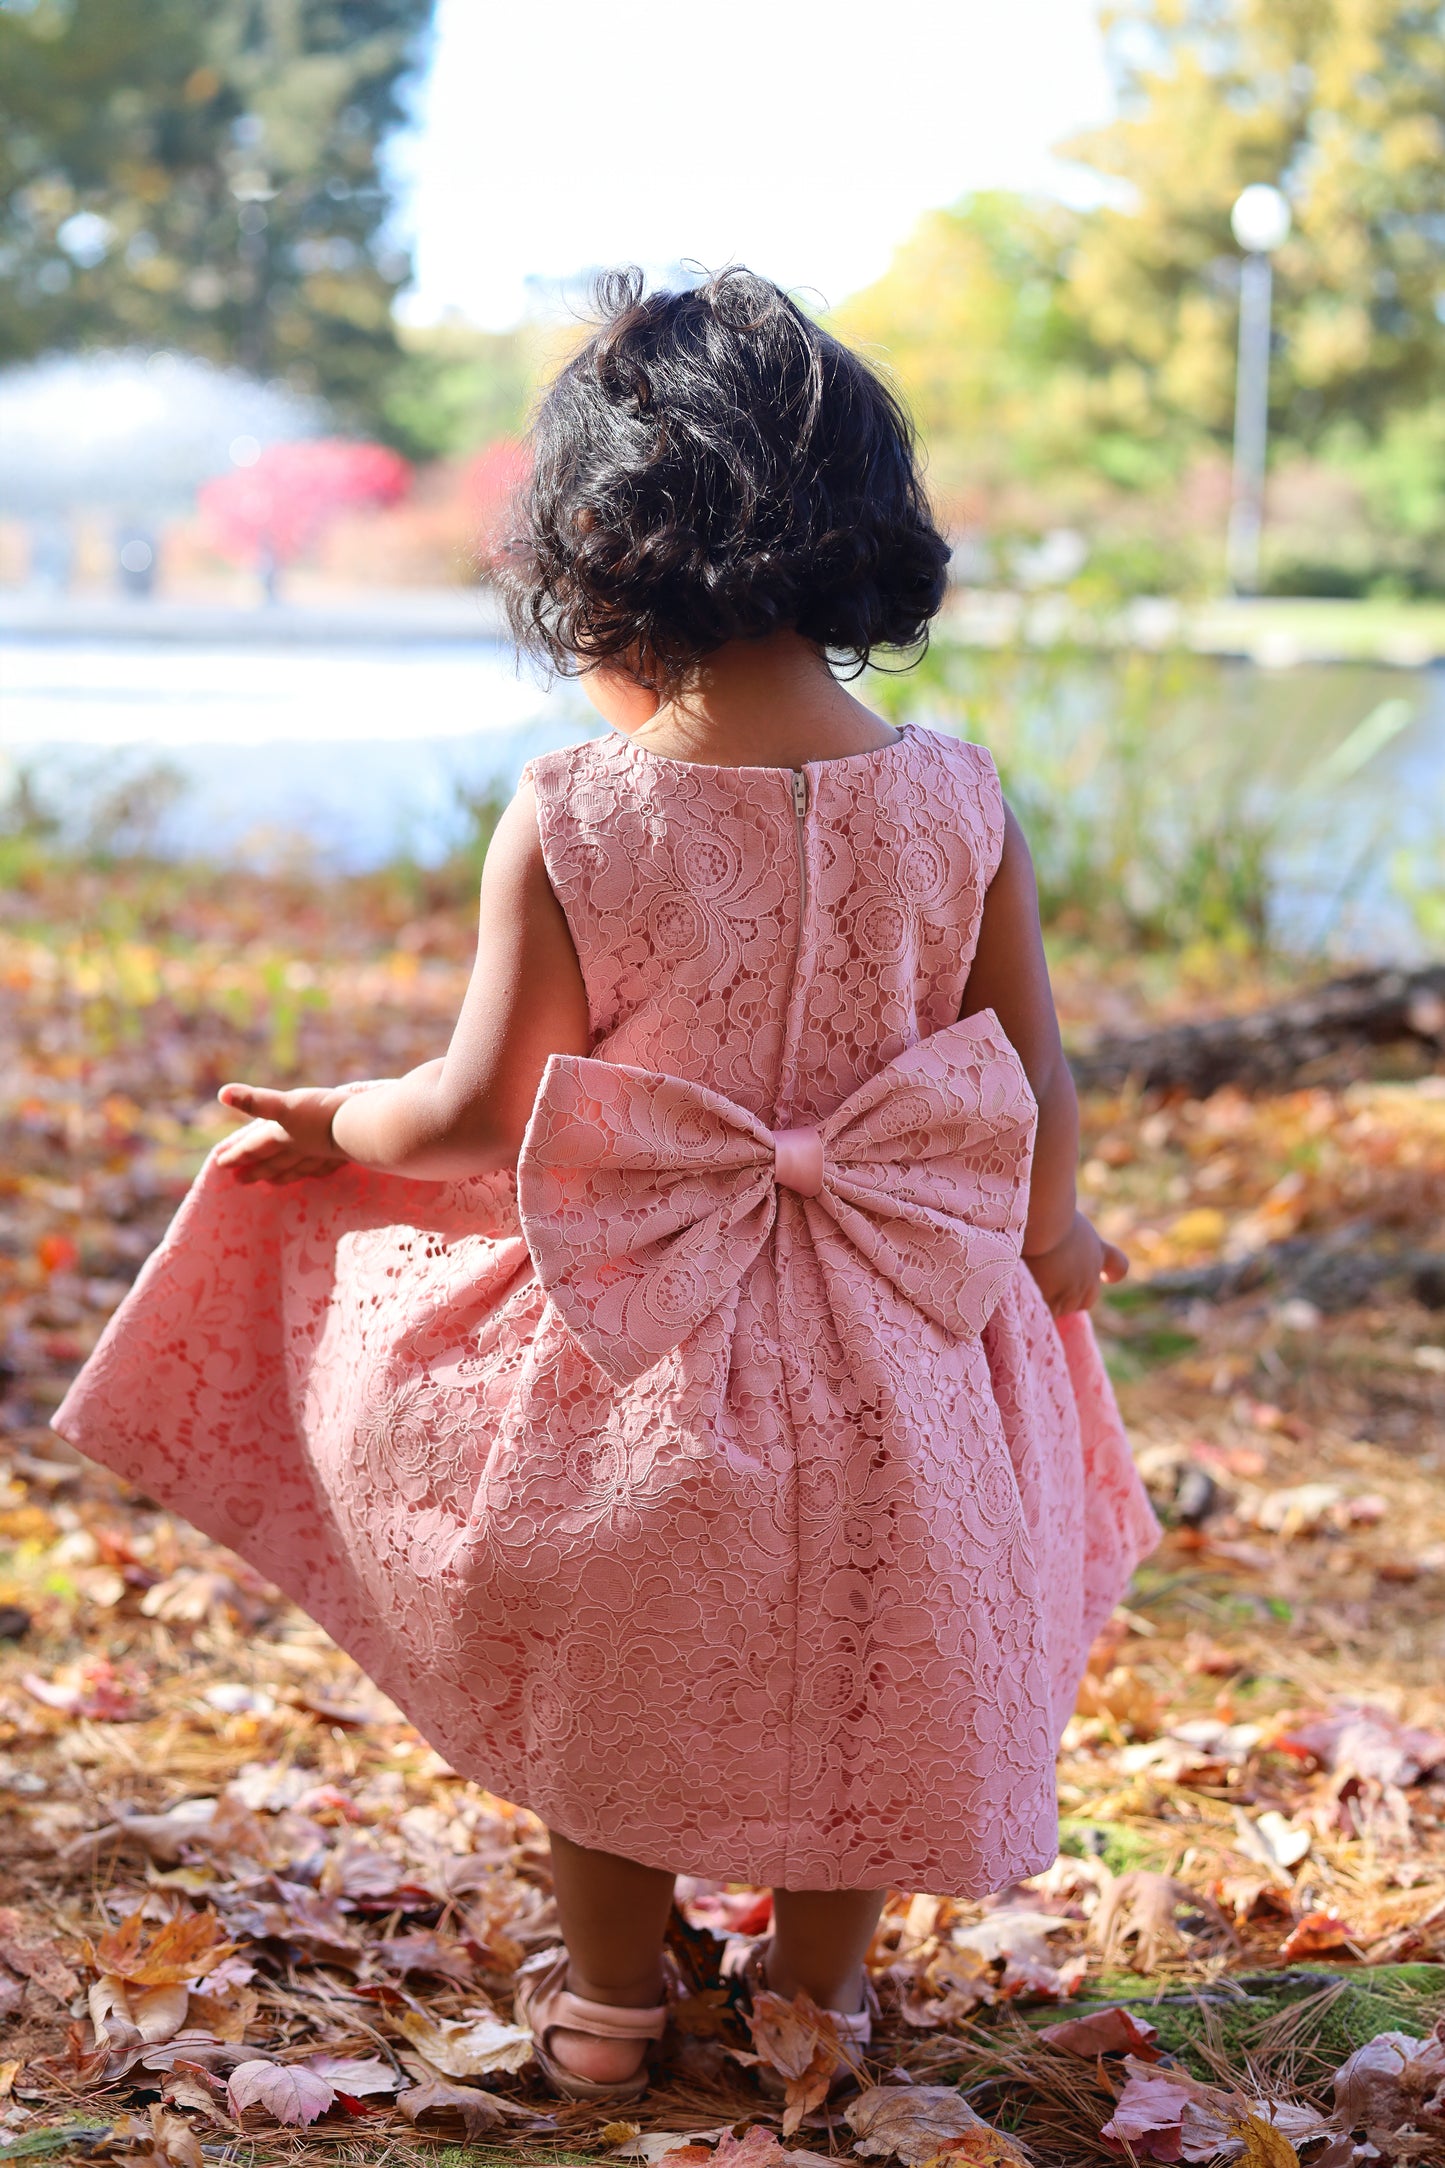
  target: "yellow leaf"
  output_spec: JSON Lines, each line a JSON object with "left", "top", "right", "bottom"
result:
{"left": 1229, "top": 2114, "right": 1300, "bottom": 2168}
{"left": 84, "top": 1908, "right": 236, "bottom": 1988}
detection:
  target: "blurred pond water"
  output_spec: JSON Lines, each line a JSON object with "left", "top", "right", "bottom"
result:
{"left": 1, "top": 630, "right": 1441, "bottom": 959}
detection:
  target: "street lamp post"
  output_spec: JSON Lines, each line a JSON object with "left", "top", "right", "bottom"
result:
{"left": 1227, "top": 182, "right": 1292, "bottom": 596}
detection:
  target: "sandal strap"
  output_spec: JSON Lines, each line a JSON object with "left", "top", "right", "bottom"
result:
{"left": 546, "top": 1986, "right": 668, "bottom": 2043}
{"left": 518, "top": 1948, "right": 668, "bottom": 2056}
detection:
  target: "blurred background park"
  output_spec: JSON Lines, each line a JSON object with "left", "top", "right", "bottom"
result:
{"left": 3, "top": 12, "right": 1445, "bottom": 2157}
{"left": 0, "top": 0, "right": 1441, "bottom": 970}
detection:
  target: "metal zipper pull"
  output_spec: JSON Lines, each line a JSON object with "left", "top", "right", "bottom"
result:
{"left": 790, "top": 769, "right": 807, "bottom": 821}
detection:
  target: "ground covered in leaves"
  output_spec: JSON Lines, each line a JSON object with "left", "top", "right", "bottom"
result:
{"left": 1, "top": 860, "right": 1443, "bottom": 2167}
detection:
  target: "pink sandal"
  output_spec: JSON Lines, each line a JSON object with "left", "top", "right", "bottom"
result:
{"left": 515, "top": 1946, "right": 669, "bottom": 2102}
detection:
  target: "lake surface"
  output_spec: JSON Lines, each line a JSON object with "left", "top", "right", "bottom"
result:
{"left": 2, "top": 626, "right": 1441, "bottom": 958}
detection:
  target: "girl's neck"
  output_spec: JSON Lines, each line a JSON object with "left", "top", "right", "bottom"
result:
{"left": 592, "top": 631, "right": 901, "bottom": 769}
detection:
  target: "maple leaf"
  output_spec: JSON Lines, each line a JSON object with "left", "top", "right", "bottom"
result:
{"left": 84, "top": 1908, "right": 236, "bottom": 1988}
{"left": 744, "top": 1987, "right": 850, "bottom": 2135}
{"left": 227, "top": 2058, "right": 334, "bottom": 2126}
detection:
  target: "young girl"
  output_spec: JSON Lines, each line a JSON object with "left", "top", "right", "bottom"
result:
{"left": 56, "top": 268, "right": 1159, "bottom": 2103}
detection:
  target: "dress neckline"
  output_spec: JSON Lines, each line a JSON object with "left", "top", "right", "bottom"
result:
{"left": 608, "top": 721, "right": 915, "bottom": 775}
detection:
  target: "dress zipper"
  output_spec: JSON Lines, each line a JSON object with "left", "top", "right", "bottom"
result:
{"left": 790, "top": 768, "right": 808, "bottom": 910}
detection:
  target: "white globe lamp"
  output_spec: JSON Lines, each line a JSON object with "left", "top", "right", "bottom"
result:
{"left": 1231, "top": 183, "right": 1292, "bottom": 256}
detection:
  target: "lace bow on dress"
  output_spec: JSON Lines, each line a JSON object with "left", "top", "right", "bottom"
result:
{"left": 519, "top": 1015, "right": 1036, "bottom": 1385}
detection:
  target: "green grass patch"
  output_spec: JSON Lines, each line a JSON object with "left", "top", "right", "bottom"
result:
{"left": 1058, "top": 1822, "right": 1163, "bottom": 1878}
{"left": 1041, "top": 1963, "right": 1445, "bottom": 2082}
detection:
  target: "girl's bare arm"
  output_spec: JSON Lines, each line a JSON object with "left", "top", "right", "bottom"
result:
{"left": 961, "top": 802, "right": 1127, "bottom": 1315}
{"left": 215, "top": 782, "right": 591, "bottom": 1182}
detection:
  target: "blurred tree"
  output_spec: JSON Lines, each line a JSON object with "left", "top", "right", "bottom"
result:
{"left": 380, "top": 321, "right": 537, "bottom": 459}
{"left": 834, "top": 194, "right": 1103, "bottom": 507}
{"left": 1063, "top": 0, "right": 1445, "bottom": 461}
{"left": 198, "top": 435, "right": 410, "bottom": 595}
{"left": 0, "top": 0, "right": 434, "bottom": 427}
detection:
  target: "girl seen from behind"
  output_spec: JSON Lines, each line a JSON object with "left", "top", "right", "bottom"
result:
{"left": 56, "top": 268, "right": 1160, "bottom": 2101}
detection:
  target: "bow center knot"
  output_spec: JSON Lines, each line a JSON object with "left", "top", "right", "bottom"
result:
{"left": 771, "top": 1126, "right": 824, "bottom": 1198}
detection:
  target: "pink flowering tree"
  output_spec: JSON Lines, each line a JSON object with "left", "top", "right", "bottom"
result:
{"left": 199, "top": 438, "right": 412, "bottom": 598}
{"left": 460, "top": 437, "right": 531, "bottom": 575}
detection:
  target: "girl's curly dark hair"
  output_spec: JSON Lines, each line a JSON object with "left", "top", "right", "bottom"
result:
{"left": 501, "top": 266, "right": 950, "bottom": 689}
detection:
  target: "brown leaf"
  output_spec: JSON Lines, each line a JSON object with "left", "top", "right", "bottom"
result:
{"left": 396, "top": 2066, "right": 518, "bottom": 2138}
{"left": 847, "top": 2085, "right": 1002, "bottom": 2165}
{"left": 398, "top": 2002, "right": 534, "bottom": 2076}
{"left": 160, "top": 2061, "right": 231, "bottom": 2119}
{"left": 370, "top": 1927, "right": 473, "bottom": 1981}
{"left": 1090, "top": 1871, "right": 1235, "bottom": 1972}
{"left": 84, "top": 1908, "right": 235, "bottom": 1988}
{"left": 1332, "top": 2029, "right": 1445, "bottom": 2132}
{"left": 143, "top": 2104, "right": 208, "bottom": 2168}
{"left": 1038, "top": 2004, "right": 1162, "bottom": 2058}
{"left": 1278, "top": 1909, "right": 1357, "bottom": 1961}
{"left": 0, "top": 1907, "right": 81, "bottom": 2002}
{"left": 744, "top": 1988, "right": 848, "bottom": 2136}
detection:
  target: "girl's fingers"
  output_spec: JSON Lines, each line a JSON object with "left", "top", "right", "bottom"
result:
{"left": 218, "top": 1082, "right": 290, "bottom": 1125}
{"left": 215, "top": 1120, "right": 286, "bottom": 1163}
{"left": 1101, "top": 1242, "right": 1130, "bottom": 1283}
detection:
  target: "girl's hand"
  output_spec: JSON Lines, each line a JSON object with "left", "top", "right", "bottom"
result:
{"left": 214, "top": 1083, "right": 349, "bottom": 1185}
{"left": 1024, "top": 1210, "right": 1128, "bottom": 1318}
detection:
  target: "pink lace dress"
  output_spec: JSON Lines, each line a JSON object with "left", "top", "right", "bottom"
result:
{"left": 55, "top": 724, "right": 1158, "bottom": 1895}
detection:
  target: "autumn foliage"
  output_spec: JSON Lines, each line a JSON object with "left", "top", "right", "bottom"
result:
{"left": 198, "top": 439, "right": 412, "bottom": 570}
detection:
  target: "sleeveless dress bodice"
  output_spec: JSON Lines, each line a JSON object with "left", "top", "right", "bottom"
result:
{"left": 55, "top": 724, "right": 1158, "bottom": 1894}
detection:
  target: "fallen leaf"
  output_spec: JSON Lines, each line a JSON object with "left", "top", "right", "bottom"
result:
{"left": 301, "top": 2052, "right": 400, "bottom": 2095}
{"left": 142, "top": 2104, "right": 208, "bottom": 2168}
{"left": 141, "top": 1568, "right": 260, "bottom": 1624}
{"left": 370, "top": 1927, "right": 473, "bottom": 1980}
{"left": 1075, "top": 1665, "right": 1163, "bottom": 1734}
{"left": 744, "top": 1988, "right": 849, "bottom": 2135}
{"left": 1229, "top": 2114, "right": 1300, "bottom": 2168}
{"left": 160, "top": 2061, "right": 231, "bottom": 2118}
{"left": 1332, "top": 2029, "right": 1445, "bottom": 2130}
{"left": 227, "top": 2058, "right": 335, "bottom": 2126}
{"left": 936, "top": 2135, "right": 1033, "bottom": 2167}
{"left": 1232, "top": 1808, "right": 1312, "bottom": 1875}
{"left": 848, "top": 2084, "right": 1000, "bottom": 2165}
{"left": 1038, "top": 2005, "right": 1162, "bottom": 2058}
{"left": 0, "top": 1910, "right": 81, "bottom": 2003}
{"left": 1274, "top": 1705, "right": 1445, "bottom": 1788}
{"left": 1090, "top": 1871, "right": 1236, "bottom": 1972}
{"left": 397, "top": 2002, "right": 534, "bottom": 2077}
{"left": 1099, "top": 2068, "right": 1196, "bottom": 2160}
{"left": 0, "top": 2060, "right": 21, "bottom": 2099}
{"left": 1278, "top": 1910, "right": 1357, "bottom": 1961}
{"left": 601, "top": 2119, "right": 643, "bottom": 2148}
{"left": 85, "top": 1908, "right": 235, "bottom": 1988}
{"left": 66, "top": 1799, "right": 220, "bottom": 1866}
{"left": 609, "top": 2130, "right": 734, "bottom": 2162}
{"left": 396, "top": 2053, "right": 544, "bottom": 2137}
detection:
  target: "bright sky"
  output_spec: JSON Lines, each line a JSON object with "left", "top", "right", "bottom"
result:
{"left": 392, "top": 0, "right": 1117, "bottom": 331}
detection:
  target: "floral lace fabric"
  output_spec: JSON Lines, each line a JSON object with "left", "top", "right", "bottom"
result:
{"left": 55, "top": 724, "right": 1159, "bottom": 1894}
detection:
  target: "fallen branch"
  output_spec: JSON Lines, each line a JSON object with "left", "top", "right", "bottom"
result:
{"left": 1069, "top": 964, "right": 1445, "bottom": 1096}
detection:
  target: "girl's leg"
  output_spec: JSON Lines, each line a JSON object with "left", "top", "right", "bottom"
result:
{"left": 547, "top": 1830, "right": 676, "bottom": 2083}
{"left": 767, "top": 1888, "right": 887, "bottom": 2013}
